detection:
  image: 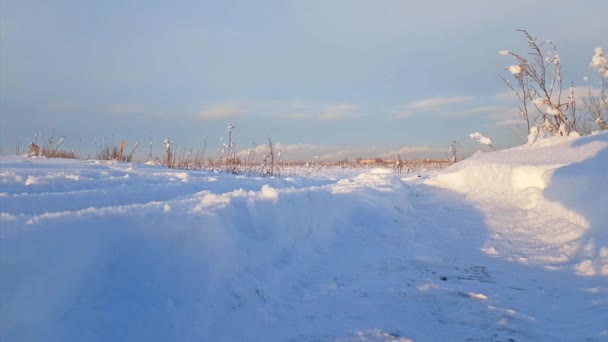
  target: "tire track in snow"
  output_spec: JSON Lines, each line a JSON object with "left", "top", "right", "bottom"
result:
{"left": 0, "top": 160, "right": 339, "bottom": 217}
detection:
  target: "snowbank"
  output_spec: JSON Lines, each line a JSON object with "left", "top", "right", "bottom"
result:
{"left": 427, "top": 132, "right": 608, "bottom": 275}
{"left": 0, "top": 160, "right": 409, "bottom": 341}
{"left": 2, "top": 157, "right": 607, "bottom": 340}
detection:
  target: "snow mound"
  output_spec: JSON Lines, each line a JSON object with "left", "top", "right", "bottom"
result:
{"left": 427, "top": 132, "right": 608, "bottom": 275}
{"left": 0, "top": 160, "right": 411, "bottom": 341}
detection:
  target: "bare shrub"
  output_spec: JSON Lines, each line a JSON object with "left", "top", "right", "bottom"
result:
{"left": 28, "top": 133, "right": 77, "bottom": 159}
{"left": 95, "top": 141, "right": 136, "bottom": 162}
{"left": 581, "top": 79, "right": 608, "bottom": 131}
{"left": 500, "top": 29, "right": 577, "bottom": 137}
{"left": 581, "top": 48, "right": 608, "bottom": 131}
{"left": 261, "top": 137, "right": 276, "bottom": 177}
{"left": 164, "top": 138, "right": 173, "bottom": 168}
{"left": 96, "top": 145, "right": 121, "bottom": 160}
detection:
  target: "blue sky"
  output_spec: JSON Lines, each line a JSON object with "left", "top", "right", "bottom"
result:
{"left": 1, "top": 0, "right": 607, "bottom": 160}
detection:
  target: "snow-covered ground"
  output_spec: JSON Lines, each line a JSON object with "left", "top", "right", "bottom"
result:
{"left": 1, "top": 133, "right": 607, "bottom": 341}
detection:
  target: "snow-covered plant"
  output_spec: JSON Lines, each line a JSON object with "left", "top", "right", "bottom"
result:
{"left": 580, "top": 48, "right": 608, "bottom": 131}
{"left": 56, "top": 136, "right": 65, "bottom": 149}
{"left": 581, "top": 78, "right": 608, "bottom": 131}
{"left": 448, "top": 141, "right": 458, "bottom": 163}
{"left": 164, "top": 138, "right": 173, "bottom": 168}
{"left": 261, "top": 137, "right": 276, "bottom": 177}
{"left": 499, "top": 30, "right": 577, "bottom": 138}
{"left": 469, "top": 132, "right": 496, "bottom": 150}
{"left": 393, "top": 155, "right": 403, "bottom": 174}
{"left": 127, "top": 142, "right": 139, "bottom": 162}
{"left": 223, "top": 123, "right": 239, "bottom": 173}
{"left": 148, "top": 138, "right": 153, "bottom": 161}
{"left": 27, "top": 131, "right": 76, "bottom": 159}
{"left": 305, "top": 155, "right": 319, "bottom": 178}
{"left": 590, "top": 48, "right": 608, "bottom": 78}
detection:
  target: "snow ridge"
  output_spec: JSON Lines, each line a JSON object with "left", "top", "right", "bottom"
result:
{"left": 427, "top": 132, "right": 608, "bottom": 275}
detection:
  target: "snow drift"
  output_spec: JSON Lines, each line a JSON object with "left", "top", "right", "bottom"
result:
{"left": 1, "top": 155, "right": 607, "bottom": 340}
{"left": 427, "top": 132, "right": 608, "bottom": 275}
{"left": 0, "top": 161, "right": 409, "bottom": 341}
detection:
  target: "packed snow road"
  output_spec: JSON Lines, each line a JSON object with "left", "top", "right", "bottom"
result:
{"left": 1, "top": 152, "right": 607, "bottom": 341}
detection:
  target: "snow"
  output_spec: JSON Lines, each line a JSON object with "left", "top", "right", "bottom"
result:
{"left": 546, "top": 106, "right": 561, "bottom": 116}
{"left": 427, "top": 132, "right": 608, "bottom": 275}
{"left": 508, "top": 65, "right": 522, "bottom": 74}
{"left": 590, "top": 47, "right": 608, "bottom": 77}
{"left": 1, "top": 133, "right": 608, "bottom": 341}
{"left": 469, "top": 132, "right": 493, "bottom": 146}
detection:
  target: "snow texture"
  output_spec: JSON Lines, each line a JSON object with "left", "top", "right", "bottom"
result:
{"left": 1, "top": 133, "right": 608, "bottom": 341}
{"left": 427, "top": 132, "right": 608, "bottom": 276}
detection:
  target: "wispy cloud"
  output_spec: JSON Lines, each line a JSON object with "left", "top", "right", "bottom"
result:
{"left": 317, "top": 103, "right": 360, "bottom": 121}
{"left": 392, "top": 96, "right": 475, "bottom": 119}
{"left": 198, "top": 103, "right": 247, "bottom": 120}
{"left": 277, "top": 102, "right": 360, "bottom": 121}
{"left": 408, "top": 96, "right": 475, "bottom": 111}
{"left": 194, "top": 100, "right": 362, "bottom": 121}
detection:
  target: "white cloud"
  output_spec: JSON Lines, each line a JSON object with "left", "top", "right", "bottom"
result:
{"left": 317, "top": 103, "right": 360, "bottom": 121}
{"left": 195, "top": 100, "right": 361, "bottom": 121}
{"left": 277, "top": 102, "right": 360, "bottom": 121}
{"left": 391, "top": 96, "right": 475, "bottom": 119}
{"left": 198, "top": 103, "right": 247, "bottom": 119}
{"left": 408, "top": 96, "right": 475, "bottom": 111}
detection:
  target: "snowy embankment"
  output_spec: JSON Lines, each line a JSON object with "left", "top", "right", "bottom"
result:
{"left": 0, "top": 160, "right": 407, "bottom": 341}
{"left": 1, "top": 146, "right": 608, "bottom": 341}
{"left": 427, "top": 132, "right": 608, "bottom": 276}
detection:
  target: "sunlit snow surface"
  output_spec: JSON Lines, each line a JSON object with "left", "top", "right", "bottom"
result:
{"left": 1, "top": 135, "right": 608, "bottom": 341}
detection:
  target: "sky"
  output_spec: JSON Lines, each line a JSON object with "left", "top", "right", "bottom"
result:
{"left": 1, "top": 0, "right": 607, "bottom": 161}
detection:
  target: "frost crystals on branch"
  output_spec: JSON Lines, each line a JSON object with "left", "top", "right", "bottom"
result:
{"left": 164, "top": 138, "right": 173, "bottom": 168}
{"left": 469, "top": 132, "right": 496, "bottom": 150}
{"left": 590, "top": 48, "right": 608, "bottom": 78}
{"left": 448, "top": 141, "right": 459, "bottom": 163}
{"left": 581, "top": 48, "right": 608, "bottom": 131}
{"left": 499, "top": 29, "right": 577, "bottom": 138}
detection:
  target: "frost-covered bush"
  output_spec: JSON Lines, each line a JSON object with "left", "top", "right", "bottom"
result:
{"left": 499, "top": 30, "right": 577, "bottom": 138}
{"left": 581, "top": 48, "right": 608, "bottom": 131}
{"left": 581, "top": 79, "right": 608, "bottom": 131}
{"left": 469, "top": 132, "right": 495, "bottom": 150}
{"left": 590, "top": 48, "right": 608, "bottom": 78}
